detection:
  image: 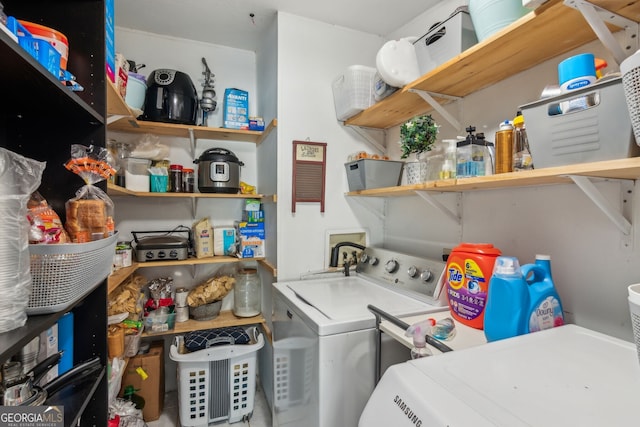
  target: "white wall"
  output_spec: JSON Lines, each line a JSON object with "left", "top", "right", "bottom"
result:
{"left": 275, "top": 12, "right": 388, "bottom": 280}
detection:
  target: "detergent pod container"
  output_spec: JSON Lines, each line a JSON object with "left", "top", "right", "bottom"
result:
{"left": 522, "top": 254, "right": 565, "bottom": 333}
{"left": 484, "top": 256, "right": 530, "bottom": 342}
{"left": 405, "top": 319, "right": 433, "bottom": 359}
{"left": 445, "top": 243, "right": 502, "bottom": 329}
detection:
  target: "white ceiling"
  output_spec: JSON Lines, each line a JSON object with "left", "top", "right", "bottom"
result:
{"left": 114, "top": 0, "right": 443, "bottom": 52}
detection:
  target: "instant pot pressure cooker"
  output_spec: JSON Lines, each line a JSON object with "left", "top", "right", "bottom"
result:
{"left": 140, "top": 69, "right": 198, "bottom": 125}
{"left": 194, "top": 148, "right": 244, "bottom": 193}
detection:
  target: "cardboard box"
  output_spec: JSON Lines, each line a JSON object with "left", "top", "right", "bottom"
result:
{"left": 120, "top": 341, "right": 164, "bottom": 422}
{"left": 223, "top": 88, "right": 249, "bottom": 129}
{"left": 105, "top": 0, "right": 115, "bottom": 83}
{"left": 236, "top": 221, "right": 265, "bottom": 258}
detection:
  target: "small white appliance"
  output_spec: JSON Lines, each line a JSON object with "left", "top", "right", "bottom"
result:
{"left": 360, "top": 324, "right": 640, "bottom": 426}
{"left": 272, "top": 247, "right": 450, "bottom": 427}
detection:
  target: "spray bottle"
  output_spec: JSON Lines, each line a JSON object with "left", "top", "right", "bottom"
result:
{"left": 405, "top": 320, "right": 433, "bottom": 359}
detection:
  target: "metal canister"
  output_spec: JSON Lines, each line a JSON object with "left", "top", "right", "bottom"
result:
{"left": 495, "top": 120, "right": 514, "bottom": 174}
{"left": 175, "top": 287, "right": 189, "bottom": 307}
{"left": 175, "top": 306, "right": 189, "bottom": 323}
{"left": 114, "top": 241, "right": 132, "bottom": 268}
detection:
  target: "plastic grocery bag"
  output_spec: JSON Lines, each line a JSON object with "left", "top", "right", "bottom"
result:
{"left": 0, "top": 147, "right": 45, "bottom": 332}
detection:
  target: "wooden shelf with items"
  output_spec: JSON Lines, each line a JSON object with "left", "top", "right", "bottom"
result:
{"left": 107, "top": 182, "right": 264, "bottom": 199}
{"left": 108, "top": 257, "right": 267, "bottom": 295}
{"left": 347, "top": 157, "right": 640, "bottom": 197}
{"left": 106, "top": 79, "right": 277, "bottom": 143}
{"left": 344, "top": 0, "right": 637, "bottom": 130}
{"left": 142, "top": 310, "right": 268, "bottom": 338}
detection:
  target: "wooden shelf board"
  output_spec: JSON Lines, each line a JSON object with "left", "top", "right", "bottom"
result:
{"left": 346, "top": 158, "right": 640, "bottom": 197}
{"left": 135, "top": 256, "right": 263, "bottom": 268}
{"left": 108, "top": 264, "right": 140, "bottom": 295}
{"left": 142, "top": 310, "right": 266, "bottom": 337}
{"left": 107, "top": 183, "right": 263, "bottom": 199}
{"left": 106, "top": 79, "right": 277, "bottom": 142}
{"left": 345, "top": 0, "right": 634, "bottom": 129}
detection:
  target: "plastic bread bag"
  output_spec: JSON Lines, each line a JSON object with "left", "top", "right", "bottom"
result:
{"left": 0, "top": 147, "right": 46, "bottom": 333}
{"left": 27, "top": 191, "right": 70, "bottom": 243}
{"left": 64, "top": 144, "right": 116, "bottom": 242}
{"left": 187, "top": 264, "right": 238, "bottom": 307}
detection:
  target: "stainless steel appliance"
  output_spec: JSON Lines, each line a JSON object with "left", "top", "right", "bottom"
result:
{"left": 132, "top": 230, "right": 191, "bottom": 262}
{"left": 194, "top": 148, "right": 244, "bottom": 194}
{"left": 272, "top": 247, "right": 449, "bottom": 427}
{"left": 140, "top": 69, "right": 198, "bottom": 125}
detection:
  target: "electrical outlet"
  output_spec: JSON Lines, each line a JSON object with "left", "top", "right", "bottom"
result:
{"left": 328, "top": 231, "right": 367, "bottom": 266}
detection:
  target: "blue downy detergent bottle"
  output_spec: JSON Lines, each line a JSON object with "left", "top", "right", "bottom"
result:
{"left": 521, "top": 254, "right": 565, "bottom": 333}
{"left": 483, "top": 256, "right": 530, "bottom": 342}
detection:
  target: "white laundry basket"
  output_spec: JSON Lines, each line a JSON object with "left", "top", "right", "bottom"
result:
{"left": 170, "top": 328, "right": 264, "bottom": 426}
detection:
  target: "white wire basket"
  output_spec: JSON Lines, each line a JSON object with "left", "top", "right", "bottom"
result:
{"left": 170, "top": 328, "right": 264, "bottom": 426}
{"left": 621, "top": 50, "right": 640, "bottom": 146}
{"left": 27, "top": 232, "right": 118, "bottom": 315}
{"left": 628, "top": 283, "right": 640, "bottom": 365}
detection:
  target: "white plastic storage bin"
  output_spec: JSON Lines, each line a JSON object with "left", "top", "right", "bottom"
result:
{"left": 414, "top": 9, "right": 478, "bottom": 75}
{"left": 332, "top": 65, "right": 376, "bottom": 121}
{"left": 169, "top": 330, "right": 265, "bottom": 426}
{"left": 520, "top": 77, "right": 639, "bottom": 168}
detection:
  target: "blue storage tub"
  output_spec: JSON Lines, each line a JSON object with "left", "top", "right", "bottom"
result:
{"left": 6, "top": 16, "right": 61, "bottom": 77}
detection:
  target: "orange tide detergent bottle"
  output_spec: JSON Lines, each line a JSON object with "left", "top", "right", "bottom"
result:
{"left": 445, "top": 243, "right": 502, "bottom": 329}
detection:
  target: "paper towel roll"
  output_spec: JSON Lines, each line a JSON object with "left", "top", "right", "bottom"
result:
{"left": 214, "top": 227, "right": 236, "bottom": 256}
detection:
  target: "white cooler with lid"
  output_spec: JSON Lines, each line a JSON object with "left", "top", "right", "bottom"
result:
{"left": 360, "top": 324, "right": 640, "bottom": 426}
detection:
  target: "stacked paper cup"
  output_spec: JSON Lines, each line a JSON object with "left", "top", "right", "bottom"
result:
{"left": 0, "top": 148, "right": 45, "bottom": 333}
{"left": 175, "top": 287, "right": 189, "bottom": 323}
{"left": 628, "top": 284, "right": 640, "bottom": 364}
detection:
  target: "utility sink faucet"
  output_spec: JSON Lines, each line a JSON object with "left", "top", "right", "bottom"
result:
{"left": 330, "top": 242, "right": 366, "bottom": 275}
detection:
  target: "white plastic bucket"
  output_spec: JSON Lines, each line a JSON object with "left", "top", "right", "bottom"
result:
{"left": 468, "top": 0, "right": 529, "bottom": 41}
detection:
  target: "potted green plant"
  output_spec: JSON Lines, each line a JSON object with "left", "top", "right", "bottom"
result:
{"left": 400, "top": 114, "right": 438, "bottom": 183}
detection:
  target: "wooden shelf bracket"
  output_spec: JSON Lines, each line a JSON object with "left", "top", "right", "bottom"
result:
{"left": 567, "top": 175, "right": 633, "bottom": 246}
{"left": 408, "top": 89, "right": 462, "bottom": 132}
{"left": 415, "top": 191, "right": 461, "bottom": 225}
{"left": 564, "top": 0, "right": 639, "bottom": 66}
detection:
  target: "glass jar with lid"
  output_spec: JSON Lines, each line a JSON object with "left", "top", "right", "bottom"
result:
{"left": 233, "top": 268, "right": 261, "bottom": 317}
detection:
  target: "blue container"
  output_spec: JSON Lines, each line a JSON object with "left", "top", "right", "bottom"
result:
{"left": 58, "top": 312, "right": 74, "bottom": 375}
{"left": 558, "top": 53, "right": 596, "bottom": 91}
{"left": 522, "top": 255, "right": 565, "bottom": 332}
{"left": 484, "top": 256, "right": 531, "bottom": 342}
{"left": 7, "top": 16, "right": 61, "bottom": 77}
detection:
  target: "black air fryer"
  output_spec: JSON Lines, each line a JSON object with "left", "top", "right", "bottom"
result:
{"left": 140, "top": 69, "right": 198, "bottom": 125}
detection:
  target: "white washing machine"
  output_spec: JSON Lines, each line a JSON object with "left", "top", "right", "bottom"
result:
{"left": 360, "top": 324, "right": 640, "bottom": 426}
{"left": 272, "top": 247, "right": 451, "bottom": 427}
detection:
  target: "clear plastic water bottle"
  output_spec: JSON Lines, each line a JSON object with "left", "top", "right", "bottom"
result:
{"left": 512, "top": 111, "right": 534, "bottom": 171}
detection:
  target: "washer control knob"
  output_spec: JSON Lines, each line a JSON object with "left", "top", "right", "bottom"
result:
{"left": 420, "top": 269, "right": 434, "bottom": 282}
{"left": 360, "top": 253, "right": 370, "bottom": 264}
{"left": 385, "top": 259, "right": 399, "bottom": 273}
{"left": 407, "top": 265, "right": 418, "bottom": 278}
{"left": 369, "top": 257, "right": 379, "bottom": 266}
